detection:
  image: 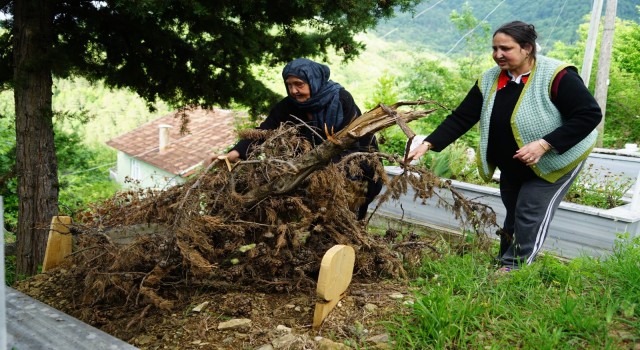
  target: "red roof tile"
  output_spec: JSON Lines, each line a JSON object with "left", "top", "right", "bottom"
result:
{"left": 106, "top": 107, "right": 242, "bottom": 176}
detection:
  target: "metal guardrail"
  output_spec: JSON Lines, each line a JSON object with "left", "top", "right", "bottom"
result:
{"left": 378, "top": 166, "right": 640, "bottom": 259}
{"left": 6, "top": 287, "right": 138, "bottom": 350}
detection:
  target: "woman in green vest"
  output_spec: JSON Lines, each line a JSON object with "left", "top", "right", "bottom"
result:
{"left": 407, "top": 21, "right": 602, "bottom": 272}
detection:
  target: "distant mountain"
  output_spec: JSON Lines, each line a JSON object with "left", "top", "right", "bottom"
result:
{"left": 373, "top": 0, "right": 640, "bottom": 54}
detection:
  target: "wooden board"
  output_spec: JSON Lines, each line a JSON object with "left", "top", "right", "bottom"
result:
{"left": 312, "top": 244, "right": 355, "bottom": 329}
{"left": 42, "top": 216, "right": 72, "bottom": 272}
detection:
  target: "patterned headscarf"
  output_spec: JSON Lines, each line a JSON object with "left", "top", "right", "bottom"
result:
{"left": 282, "top": 58, "right": 344, "bottom": 133}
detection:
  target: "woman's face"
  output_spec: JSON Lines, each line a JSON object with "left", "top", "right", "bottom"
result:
{"left": 285, "top": 76, "right": 311, "bottom": 103}
{"left": 492, "top": 32, "right": 532, "bottom": 75}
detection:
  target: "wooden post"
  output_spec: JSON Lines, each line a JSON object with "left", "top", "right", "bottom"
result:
{"left": 581, "top": 0, "right": 604, "bottom": 87}
{"left": 41, "top": 216, "right": 72, "bottom": 272}
{"left": 312, "top": 244, "right": 355, "bottom": 330}
{"left": 594, "top": 0, "right": 618, "bottom": 147}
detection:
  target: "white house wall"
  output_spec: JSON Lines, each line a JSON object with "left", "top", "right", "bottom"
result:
{"left": 115, "top": 151, "right": 184, "bottom": 189}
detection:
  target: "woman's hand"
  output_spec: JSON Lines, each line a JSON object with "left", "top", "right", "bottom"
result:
{"left": 406, "top": 141, "right": 433, "bottom": 163}
{"left": 203, "top": 150, "right": 241, "bottom": 169}
{"left": 514, "top": 139, "right": 551, "bottom": 166}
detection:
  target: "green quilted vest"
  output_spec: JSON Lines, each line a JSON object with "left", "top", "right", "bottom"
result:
{"left": 476, "top": 55, "right": 597, "bottom": 183}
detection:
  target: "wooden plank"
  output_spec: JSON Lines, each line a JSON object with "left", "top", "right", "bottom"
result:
{"left": 312, "top": 244, "right": 355, "bottom": 330}
{"left": 42, "top": 216, "right": 73, "bottom": 272}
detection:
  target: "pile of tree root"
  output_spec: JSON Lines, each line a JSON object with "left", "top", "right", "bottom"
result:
{"left": 60, "top": 102, "right": 497, "bottom": 314}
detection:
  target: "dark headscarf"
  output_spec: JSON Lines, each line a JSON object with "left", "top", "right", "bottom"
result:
{"left": 282, "top": 58, "right": 344, "bottom": 132}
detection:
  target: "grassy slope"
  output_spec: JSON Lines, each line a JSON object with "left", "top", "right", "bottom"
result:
{"left": 385, "top": 233, "right": 640, "bottom": 349}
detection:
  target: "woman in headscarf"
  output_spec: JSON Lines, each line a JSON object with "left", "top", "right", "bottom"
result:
{"left": 218, "top": 58, "right": 382, "bottom": 220}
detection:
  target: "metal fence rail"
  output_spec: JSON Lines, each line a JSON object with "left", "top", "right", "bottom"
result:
{"left": 6, "top": 286, "right": 138, "bottom": 350}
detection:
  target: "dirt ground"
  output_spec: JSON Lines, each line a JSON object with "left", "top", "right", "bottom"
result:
{"left": 17, "top": 274, "right": 413, "bottom": 350}
{"left": 15, "top": 215, "right": 466, "bottom": 350}
{"left": 16, "top": 231, "right": 428, "bottom": 350}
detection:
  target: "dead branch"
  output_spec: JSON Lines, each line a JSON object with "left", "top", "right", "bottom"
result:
{"left": 242, "top": 101, "right": 440, "bottom": 207}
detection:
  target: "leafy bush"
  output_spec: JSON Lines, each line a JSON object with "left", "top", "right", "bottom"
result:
{"left": 0, "top": 120, "right": 121, "bottom": 231}
{"left": 376, "top": 125, "right": 414, "bottom": 161}
{"left": 363, "top": 71, "right": 399, "bottom": 110}
{"left": 418, "top": 141, "right": 480, "bottom": 182}
{"left": 0, "top": 115, "right": 17, "bottom": 229}
{"left": 4, "top": 255, "right": 17, "bottom": 286}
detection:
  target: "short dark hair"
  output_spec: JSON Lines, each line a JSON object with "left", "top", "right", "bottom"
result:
{"left": 494, "top": 21, "right": 538, "bottom": 59}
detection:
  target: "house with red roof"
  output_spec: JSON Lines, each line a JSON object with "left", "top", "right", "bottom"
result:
{"left": 106, "top": 107, "right": 243, "bottom": 189}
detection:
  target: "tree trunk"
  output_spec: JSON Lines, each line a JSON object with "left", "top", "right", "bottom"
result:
{"left": 13, "top": 0, "right": 58, "bottom": 276}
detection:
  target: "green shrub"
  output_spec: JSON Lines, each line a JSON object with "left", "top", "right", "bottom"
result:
{"left": 419, "top": 140, "right": 481, "bottom": 183}
{"left": 5, "top": 255, "right": 16, "bottom": 286}
{"left": 376, "top": 126, "right": 413, "bottom": 162}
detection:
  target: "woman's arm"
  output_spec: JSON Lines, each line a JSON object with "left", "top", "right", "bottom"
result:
{"left": 408, "top": 82, "right": 483, "bottom": 161}
{"left": 424, "top": 82, "right": 484, "bottom": 151}
{"left": 230, "top": 98, "right": 289, "bottom": 159}
{"left": 542, "top": 68, "right": 602, "bottom": 153}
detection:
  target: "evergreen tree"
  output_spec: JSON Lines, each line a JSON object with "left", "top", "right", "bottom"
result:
{"left": 0, "top": 0, "right": 420, "bottom": 276}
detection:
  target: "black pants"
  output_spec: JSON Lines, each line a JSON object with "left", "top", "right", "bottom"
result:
{"left": 497, "top": 161, "right": 584, "bottom": 267}
{"left": 345, "top": 160, "right": 383, "bottom": 220}
{"left": 357, "top": 174, "right": 383, "bottom": 220}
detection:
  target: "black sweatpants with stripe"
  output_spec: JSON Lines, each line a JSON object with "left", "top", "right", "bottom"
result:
{"left": 497, "top": 161, "right": 584, "bottom": 268}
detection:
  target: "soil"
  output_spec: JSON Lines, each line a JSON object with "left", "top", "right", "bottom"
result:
{"left": 15, "top": 214, "right": 462, "bottom": 350}
{"left": 16, "top": 268, "right": 415, "bottom": 349}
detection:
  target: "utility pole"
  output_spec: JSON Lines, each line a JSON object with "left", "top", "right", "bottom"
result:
{"left": 594, "top": 0, "right": 617, "bottom": 147}
{"left": 581, "top": 0, "right": 604, "bottom": 86}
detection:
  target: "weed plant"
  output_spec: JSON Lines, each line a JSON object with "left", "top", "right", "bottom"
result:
{"left": 564, "top": 163, "right": 634, "bottom": 209}
{"left": 385, "top": 235, "right": 640, "bottom": 349}
{"left": 4, "top": 255, "right": 16, "bottom": 286}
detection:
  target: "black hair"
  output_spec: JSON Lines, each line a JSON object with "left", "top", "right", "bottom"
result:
{"left": 494, "top": 21, "right": 538, "bottom": 59}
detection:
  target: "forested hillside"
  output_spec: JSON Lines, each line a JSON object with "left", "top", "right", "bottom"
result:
{"left": 374, "top": 0, "right": 640, "bottom": 54}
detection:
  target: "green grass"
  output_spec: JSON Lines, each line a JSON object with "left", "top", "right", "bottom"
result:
{"left": 385, "top": 235, "right": 640, "bottom": 349}
{"left": 4, "top": 255, "right": 14, "bottom": 285}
